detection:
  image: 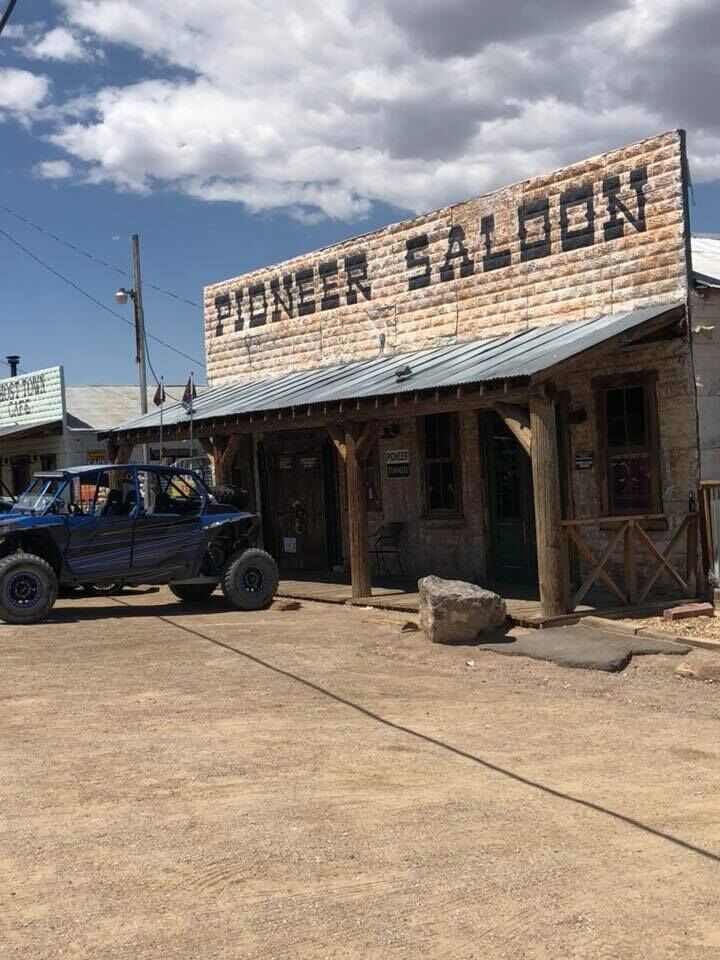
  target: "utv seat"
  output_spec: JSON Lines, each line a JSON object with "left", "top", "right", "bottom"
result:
{"left": 101, "top": 489, "right": 123, "bottom": 516}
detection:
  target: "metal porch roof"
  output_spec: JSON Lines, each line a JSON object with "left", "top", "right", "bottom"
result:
{"left": 108, "top": 301, "right": 683, "bottom": 435}
{"left": 0, "top": 418, "right": 63, "bottom": 441}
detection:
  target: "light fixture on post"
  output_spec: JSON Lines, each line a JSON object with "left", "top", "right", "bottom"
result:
{"left": 114, "top": 235, "right": 149, "bottom": 462}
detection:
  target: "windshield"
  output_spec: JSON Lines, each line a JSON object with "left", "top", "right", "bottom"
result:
{"left": 11, "top": 476, "right": 72, "bottom": 516}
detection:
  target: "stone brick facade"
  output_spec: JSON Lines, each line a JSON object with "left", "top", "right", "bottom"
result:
{"left": 205, "top": 130, "right": 689, "bottom": 387}
{"left": 690, "top": 286, "right": 720, "bottom": 480}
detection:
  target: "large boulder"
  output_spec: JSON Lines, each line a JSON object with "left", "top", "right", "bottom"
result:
{"left": 418, "top": 576, "right": 506, "bottom": 645}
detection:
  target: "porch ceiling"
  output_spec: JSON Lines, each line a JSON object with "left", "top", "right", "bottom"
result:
{"left": 107, "top": 301, "right": 683, "bottom": 436}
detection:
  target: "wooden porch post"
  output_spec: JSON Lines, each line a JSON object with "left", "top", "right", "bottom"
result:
{"left": 109, "top": 440, "right": 134, "bottom": 464}
{"left": 345, "top": 423, "right": 371, "bottom": 598}
{"left": 200, "top": 435, "right": 240, "bottom": 486}
{"left": 327, "top": 420, "right": 380, "bottom": 599}
{"left": 529, "top": 388, "right": 569, "bottom": 618}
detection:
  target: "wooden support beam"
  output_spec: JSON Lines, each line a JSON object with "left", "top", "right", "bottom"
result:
{"left": 109, "top": 441, "right": 134, "bottom": 464}
{"left": 215, "top": 434, "right": 241, "bottom": 485}
{"left": 530, "top": 391, "right": 569, "bottom": 618}
{"left": 326, "top": 423, "right": 346, "bottom": 462}
{"left": 356, "top": 419, "right": 380, "bottom": 461}
{"left": 345, "top": 422, "right": 371, "bottom": 599}
{"left": 495, "top": 402, "right": 532, "bottom": 456}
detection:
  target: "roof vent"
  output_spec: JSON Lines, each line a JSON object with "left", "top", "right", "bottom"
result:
{"left": 395, "top": 365, "right": 413, "bottom": 382}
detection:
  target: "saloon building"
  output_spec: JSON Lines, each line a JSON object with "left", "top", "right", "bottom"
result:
{"left": 107, "top": 130, "right": 719, "bottom": 619}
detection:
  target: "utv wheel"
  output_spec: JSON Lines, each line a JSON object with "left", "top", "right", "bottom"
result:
{"left": 83, "top": 582, "right": 124, "bottom": 597}
{"left": 221, "top": 548, "right": 278, "bottom": 611}
{"left": 169, "top": 583, "right": 217, "bottom": 602}
{"left": 0, "top": 554, "right": 58, "bottom": 625}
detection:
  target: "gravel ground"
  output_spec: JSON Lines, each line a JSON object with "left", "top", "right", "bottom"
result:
{"left": 621, "top": 611, "right": 720, "bottom": 640}
{"left": 2, "top": 588, "right": 720, "bottom": 959}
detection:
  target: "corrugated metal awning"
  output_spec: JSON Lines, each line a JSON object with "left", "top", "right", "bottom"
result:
{"left": 692, "top": 235, "right": 720, "bottom": 288}
{"left": 107, "top": 301, "right": 683, "bottom": 435}
{"left": 0, "top": 419, "right": 63, "bottom": 441}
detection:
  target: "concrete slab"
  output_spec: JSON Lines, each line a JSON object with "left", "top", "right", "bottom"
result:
{"left": 477, "top": 625, "right": 692, "bottom": 672}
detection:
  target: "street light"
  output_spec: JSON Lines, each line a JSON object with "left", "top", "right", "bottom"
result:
{"left": 114, "top": 287, "right": 131, "bottom": 305}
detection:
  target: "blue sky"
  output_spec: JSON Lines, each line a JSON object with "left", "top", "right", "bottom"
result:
{"left": 1, "top": 0, "right": 719, "bottom": 386}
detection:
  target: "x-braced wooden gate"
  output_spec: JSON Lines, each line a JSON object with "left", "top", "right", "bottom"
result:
{"left": 561, "top": 513, "right": 698, "bottom": 612}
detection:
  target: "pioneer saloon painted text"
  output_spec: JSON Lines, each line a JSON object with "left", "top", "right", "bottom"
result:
{"left": 214, "top": 165, "right": 648, "bottom": 333}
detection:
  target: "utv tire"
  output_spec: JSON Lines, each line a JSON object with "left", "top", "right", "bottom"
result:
{"left": 169, "top": 583, "right": 217, "bottom": 602}
{"left": 0, "top": 554, "right": 58, "bottom": 625}
{"left": 83, "top": 582, "right": 124, "bottom": 597}
{"left": 221, "top": 548, "right": 278, "bottom": 611}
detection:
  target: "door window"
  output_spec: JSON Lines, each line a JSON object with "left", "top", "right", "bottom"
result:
{"left": 136, "top": 470, "right": 204, "bottom": 516}
{"left": 84, "top": 469, "right": 137, "bottom": 517}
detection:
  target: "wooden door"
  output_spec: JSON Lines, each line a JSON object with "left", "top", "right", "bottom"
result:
{"left": 272, "top": 446, "right": 327, "bottom": 571}
{"left": 484, "top": 413, "right": 538, "bottom": 584}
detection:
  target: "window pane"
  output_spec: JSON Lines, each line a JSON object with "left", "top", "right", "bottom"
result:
{"left": 495, "top": 436, "right": 522, "bottom": 519}
{"left": 426, "top": 462, "right": 443, "bottom": 510}
{"left": 609, "top": 452, "right": 651, "bottom": 512}
{"left": 624, "top": 386, "right": 647, "bottom": 445}
{"left": 425, "top": 415, "right": 438, "bottom": 460}
{"left": 435, "top": 413, "right": 452, "bottom": 459}
{"left": 425, "top": 413, "right": 452, "bottom": 460}
{"left": 441, "top": 461, "right": 456, "bottom": 510}
{"left": 606, "top": 389, "right": 627, "bottom": 446}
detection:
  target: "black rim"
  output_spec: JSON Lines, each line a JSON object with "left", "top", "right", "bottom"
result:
{"left": 241, "top": 566, "right": 264, "bottom": 593}
{"left": 5, "top": 571, "right": 44, "bottom": 610}
{"left": 87, "top": 583, "right": 121, "bottom": 595}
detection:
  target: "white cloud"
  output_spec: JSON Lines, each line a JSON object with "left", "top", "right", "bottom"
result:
{"left": 22, "top": 26, "right": 94, "bottom": 62}
{"left": 0, "top": 68, "right": 50, "bottom": 118}
{"left": 10, "top": 0, "right": 720, "bottom": 219}
{"left": 32, "top": 159, "right": 74, "bottom": 179}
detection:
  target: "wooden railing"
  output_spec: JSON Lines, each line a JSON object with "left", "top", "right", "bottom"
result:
{"left": 561, "top": 513, "right": 698, "bottom": 612}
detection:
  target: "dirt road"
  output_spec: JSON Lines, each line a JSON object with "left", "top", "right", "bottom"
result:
{"left": 2, "top": 589, "right": 720, "bottom": 959}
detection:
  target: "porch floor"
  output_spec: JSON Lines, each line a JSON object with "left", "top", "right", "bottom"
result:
{"left": 276, "top": 574, "right": 691, "bottom": 626}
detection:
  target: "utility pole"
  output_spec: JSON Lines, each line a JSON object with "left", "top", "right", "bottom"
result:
{"left": 130, "top": 234, "right": 150, "bottom": 463}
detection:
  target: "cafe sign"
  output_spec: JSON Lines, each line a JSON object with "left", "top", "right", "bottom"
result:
{"left": 0, "top": 365, "right": 65, "bottom": 429}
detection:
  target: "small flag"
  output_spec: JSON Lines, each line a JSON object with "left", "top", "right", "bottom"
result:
{"left": 153, "top": 380, "right": 166, "bottom": 406}
{"left": 181, "top": 373, "right": 197, "bottom": 410}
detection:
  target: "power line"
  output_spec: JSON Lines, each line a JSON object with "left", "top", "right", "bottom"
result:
{"left": 0, "top": 0, "right": 19, "bottom": 37}
{"left": 0, "top": 226, "right": 206, "bottom": 369}
{"left": 0, "top": 203, "right": 202, "bottom": 309}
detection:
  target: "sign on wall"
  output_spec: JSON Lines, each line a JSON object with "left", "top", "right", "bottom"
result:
{"left": 205, "top": 131, "right": 689, "bottom": 385}
{"left": 0, "top": 366, "right": 65, "bottom": 429}
{"left": 386, "top": 449, "right": 410, "bottom": 478}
